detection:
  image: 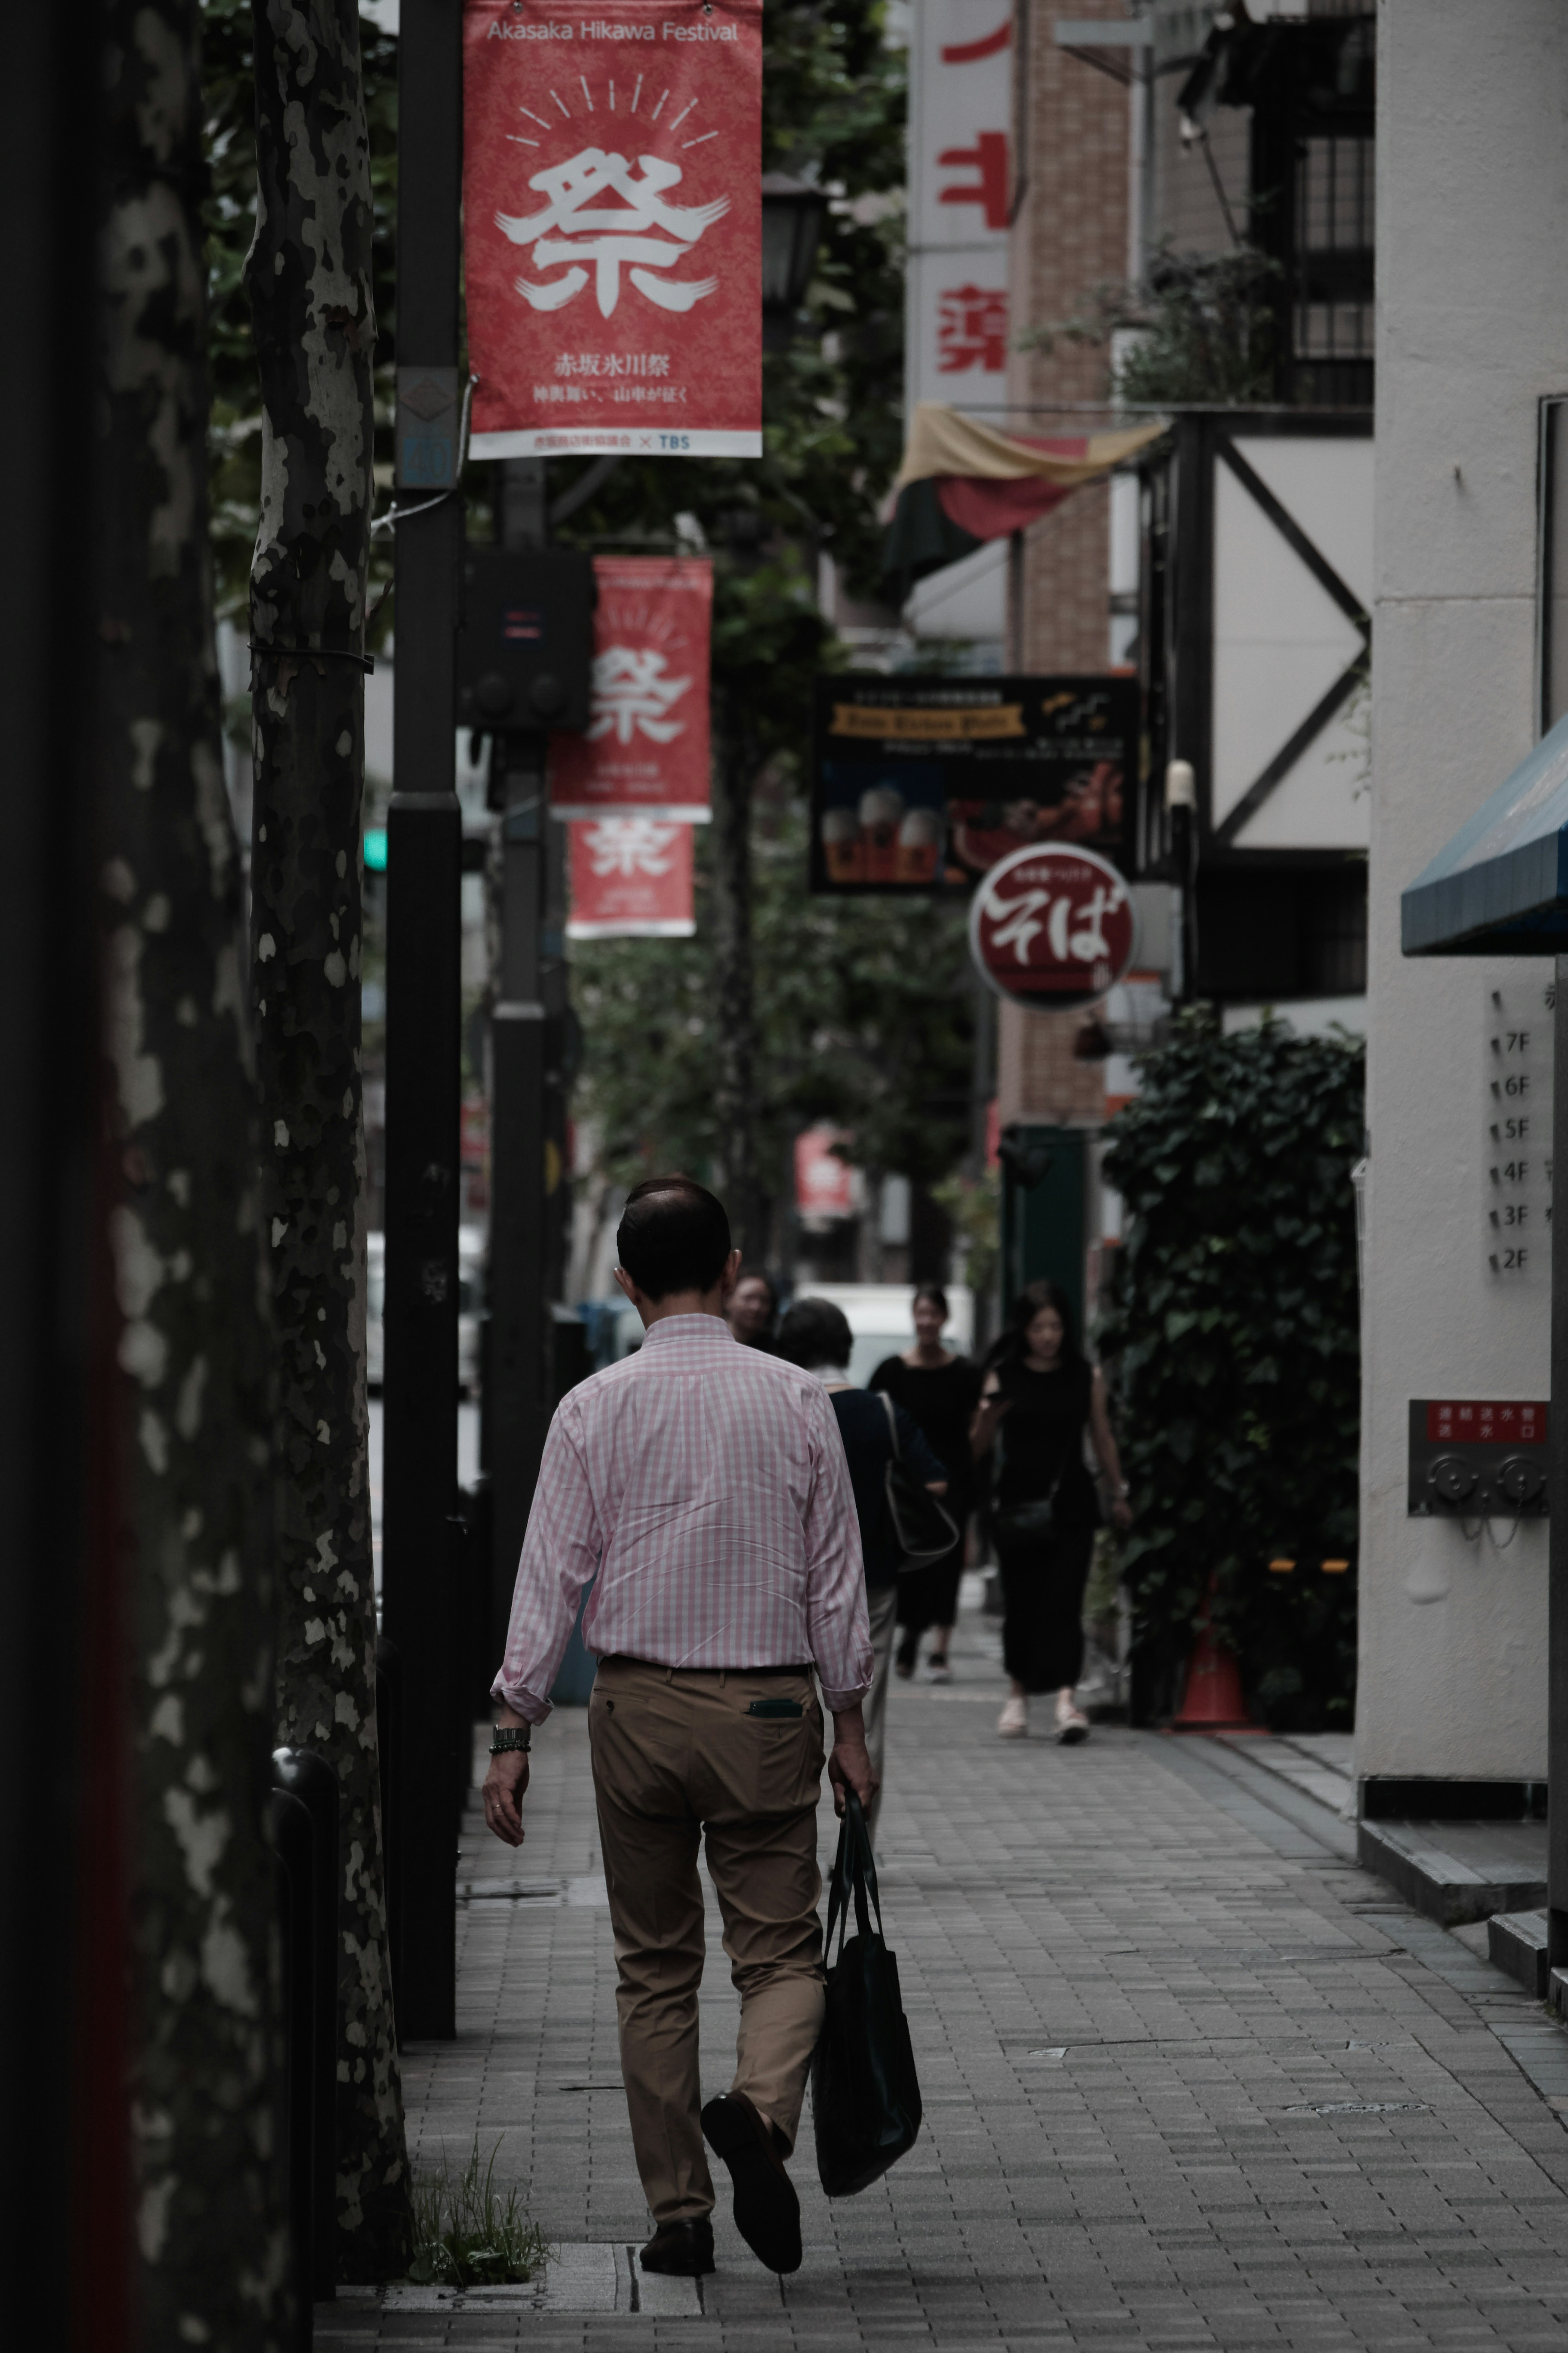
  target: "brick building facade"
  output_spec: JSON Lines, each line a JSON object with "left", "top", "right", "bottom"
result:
{"left": 998, "top": 0, "right": 1131, "bottom": 1127}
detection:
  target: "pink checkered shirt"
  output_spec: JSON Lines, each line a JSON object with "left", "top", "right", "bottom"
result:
{"left": 492, "top": 1313, "right": 873, "bottom": 1723}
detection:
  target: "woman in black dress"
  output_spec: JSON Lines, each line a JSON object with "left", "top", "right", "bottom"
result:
{"left": 871, "top": 1285, "right": 981, "bottom": 1684}
{"left": 970, "top": 1280, "right": 1130, "bottom": 1743}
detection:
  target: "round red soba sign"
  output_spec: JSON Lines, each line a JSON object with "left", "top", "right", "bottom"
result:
{"left": 968, "top": 843, "right": 1137, "bottom": 1012}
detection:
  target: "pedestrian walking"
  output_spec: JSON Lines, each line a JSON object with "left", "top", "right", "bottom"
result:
{"left": 869, "top": 1284, "right": 981, "bottom": 1685}
{"left": 482, "top": 1179, "right": 877, "bottom": 2282}
{"left": 774, "top": 1296, "right": 948, "bottom": 1840}
{"left": 725, "top": 1264, "right": 778, "bottom": 1349}
{"left": 970, "top": 1280, "right": 1131, "bottom": 1743}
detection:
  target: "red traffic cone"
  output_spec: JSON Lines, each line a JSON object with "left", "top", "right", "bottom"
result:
{"left": 1169, "top": 1575, "right": 1261, "bottom": 1733}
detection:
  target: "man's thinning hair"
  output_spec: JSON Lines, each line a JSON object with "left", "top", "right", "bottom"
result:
{"left": 616, "top": 1177, "right": 732, "bottom": 1301}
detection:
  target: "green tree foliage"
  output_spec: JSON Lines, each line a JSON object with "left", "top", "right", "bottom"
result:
{"left": 553, "top": 0, "right": 906, "bottom": 648}
{"left": 201, "top": 4, "right": 966, "bottom": 1226}
{"left": 1024, "top": 239, "right": 1279, "bottom": 408}
{"left": 559, "top": 4, "right": 951, "bottom": 1224}
{"left": 1097, "top": 1013, "right": 1363, "bottom": 1729}
{"left": 201, "top": 0, "right": 903, "bottom": 619}
{"left": 574, "top": 795, "right": 972, "bottom": 1207}
{"left": 202, "top": 0, "right": 399, "bottom": 624}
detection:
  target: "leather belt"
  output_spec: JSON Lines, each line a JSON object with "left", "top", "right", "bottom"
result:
{"left": 599, "top": 1654, "right": 814, "bottom": 1678}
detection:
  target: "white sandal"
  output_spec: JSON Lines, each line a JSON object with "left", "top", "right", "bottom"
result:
{"left": 1055, "top": 1698, "right": 1090, "bottom": 1746}
{"left": 998, "top": 1695, "right": 1028, "bottom": 1738}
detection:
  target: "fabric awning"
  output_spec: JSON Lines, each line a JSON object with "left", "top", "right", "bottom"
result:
{"left": 880, "top": 404, "right": 1166, "bottom": 608}
{"left": 1401, "top": 711, "right": 1568, "bottom": 956}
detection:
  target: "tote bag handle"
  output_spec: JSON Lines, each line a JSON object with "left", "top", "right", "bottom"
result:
{"left": 824, "top": 1791, "right": 885, "bottom": 1961}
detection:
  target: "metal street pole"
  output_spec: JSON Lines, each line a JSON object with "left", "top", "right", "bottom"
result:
{"left": 485, "top": 460, "right": 552, "bottom": 1674}
{"left": 381, "top": 0, "right": 463, "bottom": 2041}
{"left": 1550, "top": 953, "right": 1568, "bottom": 1978}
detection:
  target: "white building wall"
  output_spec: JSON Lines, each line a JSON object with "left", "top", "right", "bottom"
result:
{"left": 1360, "top": 1, "right": 1568, "bottom": 1788}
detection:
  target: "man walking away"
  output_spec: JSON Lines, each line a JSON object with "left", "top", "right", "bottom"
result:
{"left": 482, "top": 1179, "right": 877, "bottom": 2281}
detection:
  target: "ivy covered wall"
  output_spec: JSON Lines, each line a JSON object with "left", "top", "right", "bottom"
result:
{"left": 1098, "top": 1014, "right": 1365, "bottom": 1730}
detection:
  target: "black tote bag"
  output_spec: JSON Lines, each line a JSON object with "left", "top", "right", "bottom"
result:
{"left": 810, "top": 1793, "right": 923, "bottom": 2196}
{"left": 877, "top": 1393, "right": 961, "bottom": 1567}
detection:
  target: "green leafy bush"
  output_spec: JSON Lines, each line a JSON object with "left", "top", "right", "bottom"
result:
{"left": 408, "top": 2141, "right": 549, "bottom": 2290}
{"left": 1098, "top": 1013, "right": 1364, "bottom": 1729}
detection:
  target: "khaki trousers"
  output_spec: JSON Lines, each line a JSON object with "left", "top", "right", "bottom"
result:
{"left": 588, "top": 1656, "right": 828, "bottom": 2225}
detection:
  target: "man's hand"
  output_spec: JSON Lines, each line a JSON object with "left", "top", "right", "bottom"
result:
{"left": 482, "top": 1748, "right": 530, "bottom": 1848}
{"left": 483, "top": 1704, "right": 534, "bottom": 1846}
{"left": 827, "top": 1703, "right": 880, "bottom": 1820}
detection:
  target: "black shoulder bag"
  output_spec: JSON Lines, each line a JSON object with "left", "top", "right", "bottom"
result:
{"left": 878, "top": 1392, "right": 960, "bottom": 1567}
{"left": 811, "top": 1792, "right": 923, "bottom": 2195}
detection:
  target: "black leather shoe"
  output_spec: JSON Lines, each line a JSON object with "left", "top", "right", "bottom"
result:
{"left": 639, "top": 2217, "right": 715, "bottom": 2276}
{"left": 700, "top": 2091, "right": 802, "bottom": 2275}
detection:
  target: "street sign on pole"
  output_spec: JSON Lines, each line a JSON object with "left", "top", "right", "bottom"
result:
{"left": 381, "top": 0, "right": 465, "bottom": 2043}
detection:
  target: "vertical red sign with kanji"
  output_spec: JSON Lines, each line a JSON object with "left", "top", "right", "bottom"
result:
{"left": 463, "top": 0, "right": 762, "bottom": 457}
{"left": 549, "top": 555, "right": 712, "bottom": 819}
{"left": 566, "top": 817, "right": 696, "bottom": 937}
{"left": 795, "top": 1128, "right": 857, "bottom": 1220}
{"left": 906, "top": 2, "right": 1013, "bottom": 415}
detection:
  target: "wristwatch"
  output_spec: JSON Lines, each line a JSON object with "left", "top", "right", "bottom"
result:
{"left": 489, "top": 1725, "right": 531, "bottom": 1755}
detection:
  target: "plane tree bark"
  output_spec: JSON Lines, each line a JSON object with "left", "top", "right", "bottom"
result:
{"left": 98, "top": 2, "right": 287, "bottom": 2341}
{"left": 246, "top": 0, "right": 412, "bottom": 2278}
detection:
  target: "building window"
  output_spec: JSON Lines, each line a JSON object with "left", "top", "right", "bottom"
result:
{"left": 1538, "top": 397, "right": 1568, "bottom": 736}
{"left": 1296, "top": 132, "right": 1374, "bottom": 257}
{"left": 1291, "top": 132, "right": 1374, "bottom": 401}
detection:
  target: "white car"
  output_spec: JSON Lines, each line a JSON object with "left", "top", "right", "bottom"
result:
{"left": 787, "top": 1282, "right": 976, "bottom": 1386}
{"left": 366, "top": 1227, "right": 486, "bottom": 1396}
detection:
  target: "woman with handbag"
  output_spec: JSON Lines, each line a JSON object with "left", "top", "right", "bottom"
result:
{"left": 871, "top": 1285, "right": 982, "bottom": 1686}
{"left": 971, "top": 1280, "right": 1131, "bottom": 1743}
{"left": 776, "top": 1297, "right": 950, "bottom": 1837}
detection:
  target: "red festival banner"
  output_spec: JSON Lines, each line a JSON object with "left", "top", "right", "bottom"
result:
{"left": 463, "top": 0, "right": 763, "bottom": 458}
{"left": 566, "top": 816, "right": 696, "bottom": 937}
{"left": 550, "top": 555, "right": 712, "bottom": 820}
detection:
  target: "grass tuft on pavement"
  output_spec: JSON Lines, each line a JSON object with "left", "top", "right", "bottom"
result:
{"left": 407, "top": 2138, "right": 549, "bottom": 2288}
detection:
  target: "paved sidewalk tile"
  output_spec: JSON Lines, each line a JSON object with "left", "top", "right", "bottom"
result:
{"left": 319, "top": 1605, "right": 1568, "bottom": 2351}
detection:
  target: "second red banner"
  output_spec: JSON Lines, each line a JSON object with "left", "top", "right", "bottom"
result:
{"left": 550, "top": 555, "right": 713, "bottom": 821}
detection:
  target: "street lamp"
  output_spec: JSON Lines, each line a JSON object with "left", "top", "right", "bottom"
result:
{"left": 761, "top": 172, "right": 829, "bottom": 351}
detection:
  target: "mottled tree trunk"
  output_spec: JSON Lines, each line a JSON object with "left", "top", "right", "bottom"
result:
{"left": 98, "top": 4, "right": 288, "bottom": 2344}
{"left": 246, "top": 0, "right": 413, "bottom": 2279}
{"left": 711, "top": 698, "right": 763, "bottom": 1253}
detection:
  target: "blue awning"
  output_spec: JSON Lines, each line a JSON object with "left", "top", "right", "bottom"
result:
{"left": 1402, "top": 711, "right": 1568, "bottom": 955}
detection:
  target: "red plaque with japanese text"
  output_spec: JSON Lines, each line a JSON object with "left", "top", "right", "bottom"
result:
{"left": 1425, "top": 1400, "right": 1547, "bottom": 1444}
{"left": 550, "top": 555, "right": 712, "bottom": 820}
{"left": 463, "top": 0, "right": 762, "bottom": 458}
{"left": 969, "top": 843, "right": 1136, "bottom": 1011}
